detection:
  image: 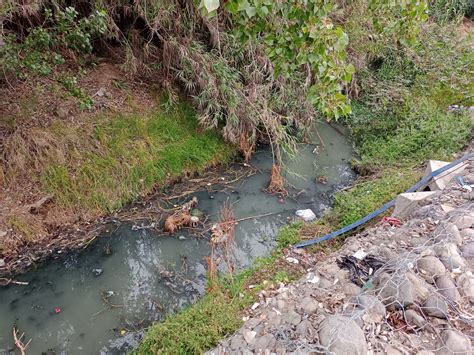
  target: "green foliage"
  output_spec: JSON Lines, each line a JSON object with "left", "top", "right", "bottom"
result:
{"left": 349, "top": 24, "right": 474, "bottom": 171}
{"left": 199, "top": 0, "right": 428, "bottom": 119}
{"left": 276, "top": 221, "right": 303, "bottom": 249}
{"left": 41, "top": 101, "right": 234, "bottom": 213}
{"left": 429, "top": 0, "right": 474, "bottom": 22}
{"left": 369, "top": 0, "right": 428, "bottom": 45}
{"left": 137, "top": 290, "right": 244, "bottom": 355}
{"left": 1, "top": 6, "right": 106, "bottom": 78}
{"left": 331, "top": 170, "right": 420, "bottom": 227}
{"left": 226, "top": 0, "right": 355, "bottom": 119}
{"left": 58, "top": 75, "right": 93, "bottom": 109}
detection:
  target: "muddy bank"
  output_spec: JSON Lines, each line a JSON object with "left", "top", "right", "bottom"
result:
{"left": 0, "top": 160, "right": 248, "bottom": 278}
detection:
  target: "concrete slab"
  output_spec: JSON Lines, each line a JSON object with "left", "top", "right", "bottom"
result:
{"left": 392, "top": 191, "right": 438, "bottom": 219}
{"left": 422, "top": 160, "right": 466, "bottom": 191}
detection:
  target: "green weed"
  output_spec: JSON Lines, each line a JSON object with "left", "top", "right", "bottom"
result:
{"left": 138, "top": 289, "right": 244, "bottom": 355}
{"left": 41, "top": 101, "right": 234, "bottom": 213}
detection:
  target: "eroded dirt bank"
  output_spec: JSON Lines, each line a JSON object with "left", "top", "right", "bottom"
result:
{"left": 0, "top": 62, "right": 234, "bottom": 278}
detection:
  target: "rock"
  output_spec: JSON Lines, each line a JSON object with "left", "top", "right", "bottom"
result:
{"left": 437, "top": 329, "right": 472, "bottom": 354}
{"left": 404, "top": 309, "right": 427, "bottom": 328}
{"left": 295, "top": 209, "right": 316, "bottom": 222}
{"left": 422, "top": 295, "right": 448, "bottom": 319}
{"left": 454, "top": 215, "right": 474, "bottom": 230}
{"left": 281, "top": 311, "right": 301, "bottom": 326}
{"left": 0, "top": 230, "right": 7, "bottom": 238}
{"left": 381, "top": 344, "right": 403, "bottom": 355}
{"left": 342, "top": 283, "right": 361, "bottom": 297}
{"left": 434, "top": 243, "right": 466, "bottom": 270}
{"left": 318, "top": 315, "right": 368, "bottom": 355}
{"left": 254, "top": 334, "right": 276, "bottom": 350}
{"left": 295, "top": 319, "right": 314, "bottom": 338}
{"left": 406, "top": 272, "right": 434, "bottom": 303}
{"left": 230, "top": 336, "right": 247, "bottom": 350}
{"left": 301, "top": 296, "right": 318, "bottom": 314}
{"left": 435, "top": 275, "right": 460, "bottom": 302}
{"left": 0, "top": 258, "right": 5, "bottom": 267}
{"left": 460, "top": 228, "right": 474, "bottom": 240}
{"left": 460, "top": 242, "right": 474, "bottom": 259}
{"left": 55, "top": 105, "right": 69, "bottom": 119}
{"left": 351, "top": 295, "right": 386, "bottom": 323}
{"left": 417, "top": 256, "right": 446, "bottom": 282}
{"left": 266, "top": 310, "right": 282, "bottom": 328}
{"left": 318, "top": 277, "right": 332, "bottom": 289}
{"left": 433, "top": 223, "right": 463, "bottom": 246}
{"left": 457, "top": 273, "right": 474, "bottom": 303}
{"left": 453, "top": 215, "right": 474, "bottom": 230}
{"left": 243, "top": 330, "right": 257, "bottom": 344}
{"left": 376, "top": 273, "right": 415, "bottom": 309}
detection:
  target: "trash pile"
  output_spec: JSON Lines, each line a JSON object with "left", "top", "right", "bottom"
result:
{"left": 207, "top": 157, "right": 474, "bottom": 354}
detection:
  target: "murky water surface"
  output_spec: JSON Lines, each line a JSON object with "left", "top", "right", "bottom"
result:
{"left": 0, "top": 122, "right": 355, "bottom": 354}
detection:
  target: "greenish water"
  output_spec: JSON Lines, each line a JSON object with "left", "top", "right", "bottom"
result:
{"left": 0, "top": 122, "right": 355, "bottom": 354}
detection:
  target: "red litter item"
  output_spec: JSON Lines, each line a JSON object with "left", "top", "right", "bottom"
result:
{"left": 55, "top": 307, "right": 62, "bottom": 314}
{"left": 381, "top": 216, "right": 401, "bottom": 227}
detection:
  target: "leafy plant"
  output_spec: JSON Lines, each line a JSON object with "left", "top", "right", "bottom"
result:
{"left": 1, "top": 6, "right": 107, "bottom": 79}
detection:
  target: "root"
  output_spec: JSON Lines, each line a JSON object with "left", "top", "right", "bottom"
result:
{"left": 13, "top": 325, "right": 31, "bottom": 355}
{"left": 163, "top": 197, "right": 198, "bottom": 234}
{"left": 266, "top": 164, "right": 287, "bottom": 196}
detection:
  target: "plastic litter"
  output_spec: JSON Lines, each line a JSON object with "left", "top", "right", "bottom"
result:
{"left": 54, "top": 307, "right": 62, "bottom": 314}
{"left": 92, "top": 268, "right": 103, "bottom": 277}
{"left": 456, "top": 176, "right": 473, "bottom": 192}
{"left": 353, "top": 249, "right": 367, "bottom": 260}
{"left": 295, "top": 209, "right": 316, "bottom": 221}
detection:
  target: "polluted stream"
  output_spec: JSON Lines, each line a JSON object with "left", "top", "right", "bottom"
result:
{"left": 0, "top": 122, "right": 355, "bottom": 354}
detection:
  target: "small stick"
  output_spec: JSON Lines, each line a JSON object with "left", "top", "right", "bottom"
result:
{"left": 0, "top": 278, "right": 29, "bottom": 286}
{"left": 315, "top": 127, "right": 326, "bottom": 148}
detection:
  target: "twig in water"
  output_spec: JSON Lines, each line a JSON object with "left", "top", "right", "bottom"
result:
{"left": 13, "top": 325, "right": 31, "bottom": 355}
{"left": 0, "top": 278, "right": 29, "bottom": 286}
{"left": 315, "top": 127, "right": 326, "bottom": 148}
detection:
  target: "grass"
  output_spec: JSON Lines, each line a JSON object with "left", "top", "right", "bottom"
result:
{"left": 137, "top": 289, "right": 244, "bottom": 355}
{"left": 6, "top": 216, "right": 35, "bottom": 242}
{"left": 40, "top": 101, "right": 235, "bottom": 213}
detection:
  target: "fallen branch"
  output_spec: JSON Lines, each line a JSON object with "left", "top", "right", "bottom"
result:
{"left": 0, "top": 278, "right": 29, "bottom": 286}
{"left": 13, "top": 325, "right": 31, "bottom": 355}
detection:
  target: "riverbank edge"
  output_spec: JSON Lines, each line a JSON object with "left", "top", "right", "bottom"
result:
{"left": 0, "top": 100, "right": 237, "bottom": 278}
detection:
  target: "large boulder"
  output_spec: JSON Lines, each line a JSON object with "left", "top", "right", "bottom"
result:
{"left": 318, "top": 315, "right": 368, "bottom": 355}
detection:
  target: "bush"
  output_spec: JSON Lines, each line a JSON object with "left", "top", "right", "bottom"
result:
{"left": 429, "top": 0, "right": 474, "bottom": 22}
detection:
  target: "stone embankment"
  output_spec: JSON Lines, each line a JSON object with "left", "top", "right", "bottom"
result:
{"left": 208, "top": 157, "right": 474, "bottom": 354}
